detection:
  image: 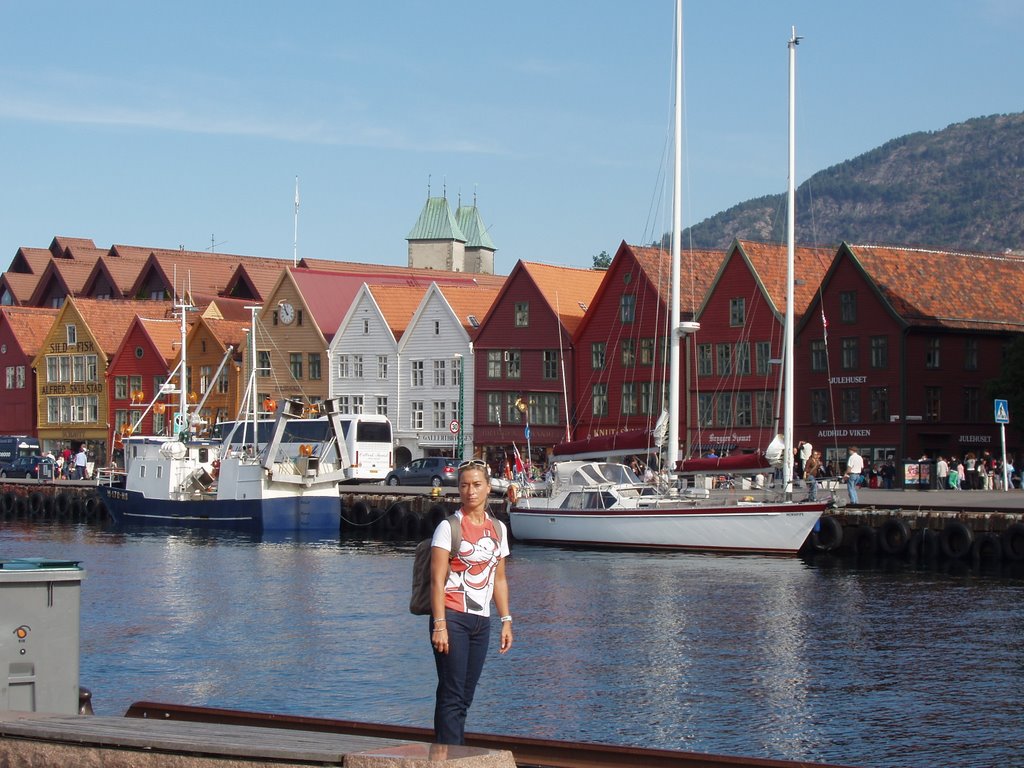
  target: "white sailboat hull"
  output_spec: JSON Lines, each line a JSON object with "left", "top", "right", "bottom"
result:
{"left": 509, "top": 501, "right": 824, "bottom": 554}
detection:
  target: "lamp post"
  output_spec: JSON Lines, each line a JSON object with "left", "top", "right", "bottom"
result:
{"left": 455, "top": 354, "right": 464, "bottom": 461}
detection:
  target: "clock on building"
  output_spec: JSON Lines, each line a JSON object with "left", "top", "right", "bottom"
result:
{"left": 279, "top": 302, "right": 296, "bottom": 325}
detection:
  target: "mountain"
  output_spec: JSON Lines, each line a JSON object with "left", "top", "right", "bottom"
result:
{"left": 677, "top": 112, "right": 1024, "bottom": 253}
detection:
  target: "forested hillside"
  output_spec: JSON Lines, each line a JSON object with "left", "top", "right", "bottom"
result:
{"left": 677, "top": 112, "right": 1024, "bottom": 253}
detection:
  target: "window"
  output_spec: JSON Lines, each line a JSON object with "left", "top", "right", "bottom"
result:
{"left": 377, "top": 355, "right": 388, "bottom": 380}
{"left": 199, "top": 366, "right": 211, "bottom": 394}
{"left": 716, "top": 344, "right": 732, "bottom": 376}
{"left": 543, "top": 350, "right": 558, "bottom": 380}
{"left": 433, "top": 402, "right": 447, "bottom": 429}
{"left": 870, "top": 336, "right": 888, "bottom": 369}
{"left": 257, "top": 350, "right": 270, "bottom": 377}
{"left": 964, "top": 338, "right": 978, "bottom": 371}
{"left": 621, "top": 339, "right": 635, "bottom": 367}
{"left": 337, "top": 355, "right": 350, "bottom": 378}
{"left": 506, "top": 350, "right": 521, "bottom": 378}
{"left": 621, "top": 383, "right": 637, "bottom": 415}
{"left": 841, "top": 338, "right": 858, "bottom": 370}
{"left": 411, "top": 401, "right": 424, "bottom": 430}
{"left": 697, "top": 393, "right": 714, "bottom": 427}
{"left": 114, "top": 409, "right": 131, "bottom": 435}
{"left": 289, "top": 353, "right": 303, "bottom": 379}
{"left": 729, "top": 298, "right": 745, "bottom": 327}
{"left": 735, "top": 392, "right": 752, "bottom": 427}
{"left": 925, "top": 386, "right": 942, "bottom": 421}
{"left": 217, "top": 367, "right": 229, "bottom": 394}
{"left": 926, "top": 338, "right": 940, "bottom": 369}
{"left": 487, "top": 393, "right": 501, "bottom": 423}
{"left": 591, "top": 343, "right": 606, "bottom": 370}
{"left": 434, "top": 360, "right": 447, "bottom": 387}
{"left": 640, "top": 382, "right": 659, "bottom": 415}
{"left": 810, "top": 389, "right": 828, "bottom": 424}
{"left": 506, "top": 393, "right": 523, "bottom": 424}
{"left": 353, "top": 355, "right": 363, "bottom": 378}
{"left": 411, "top": 360, "right": 424, "bottom": 386}
{"left": 639, "top": 338, "right": 655, "bottom": 366}
{"left": 452, "top": 357, "right": 462, "bottom": 386}
{"left": 697, "top": 344, "right": 713, "bottom": 376}
{"left": 870, "top": 387, "right": 889, "bottom": 422}
{"left": 841, "top": 388, "right": 860, "bottom": 423}
{"left": 66, "top": 324, "right": 77, "bottom": 345}
{"left": 337, "top": 395, "right": 350, "bottom": 413}
{"left": 620, "top": 294, "right": 635, "bottom": 323}
{"left": 58, "top": 356, "right": 70, "bottom": 382}
{"left": 46, "top": 356, "right": 58, "bottom": 383}
{"left": 308, "top": 353, "right": 321, "bottom": 380}
{"left": 4, "top": 367, "right": 12, "bottom": 389}
{"left": 716, "top": 394, "right": 733, "bottom": 426}
{"left": 756, "top": 391, "right": 774, "bottom": 426}
{"left": 536, "top": 393, "right": 559, "bottom": 425}
{"left": 839, "top": 291, "right": 857, "bottom": 323}
{"left": 115, "top": 376, "right": 129, "bottom": 399}
{"left": 963, "top": 386, "right": 980, "bottom": 420}
{"left": 129, "top": 376, "right": 142, "bottom": 398}
{"left": 756, "top": 342, "right": 771, "bottom": 376}
{"left": 72, "top": 355, "right": 86, "bottom": 382}
{"left": 153, "top": 409, "right": 166, "bottom": 435}
{"left": 375, "top": 396, "right": 388, "bottom": 417}
{"left": 735, "top": 342, "right": 751, "bottom": 375}
{"left": 592, "top": 383, "right": 608, "bottom": 417}
{"left": 487, "top": 351, "right": 502, "bottom": 378}
{"left": 810, "top": 340, "right": 827, "bottom": 372}
{"left": 514, "top": 302, "right": 529, "bottom": 327}
{"left": 434, "top": 321, "right": 440, "bottom": 335}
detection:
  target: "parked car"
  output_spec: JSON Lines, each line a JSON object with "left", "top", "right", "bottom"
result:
{"left": 385, "top": 457, "right": 458, "bottom": 487}
{"left": 0, "top": 455, "right": 55, "bottom": 479}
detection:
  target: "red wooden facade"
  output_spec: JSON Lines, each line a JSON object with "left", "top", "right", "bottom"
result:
{"left": 0, "top": 307, "right": 58, "bottom": 436}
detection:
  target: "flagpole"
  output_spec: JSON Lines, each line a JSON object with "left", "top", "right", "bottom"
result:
{"left": 293, "top": 175, "right": 300, "bottom": 267}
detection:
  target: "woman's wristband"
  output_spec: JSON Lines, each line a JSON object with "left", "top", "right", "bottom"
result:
{"left": 499, "top": 615, "right": 512, "bottom": 623}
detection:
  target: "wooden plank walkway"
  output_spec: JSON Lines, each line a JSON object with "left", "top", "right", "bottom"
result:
{"left": 0, "top": 710, "right": 512, "bottom": 766}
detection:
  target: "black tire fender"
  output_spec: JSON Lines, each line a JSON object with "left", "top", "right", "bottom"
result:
{"left": 878, "top": 517, "right": 911, "bottom": 556}
{"left": 852, "top": 525, "right": 877, "bottom": 557}
{"left": 812, "top": 515, "right": 843, "bottom": 551}
{"left": 940, "top": 520, "right": 974, "bottom": 560}
{"left": 1001, "top": 523, "right": 1024, "bottom": 562}
{"left": 971, "top": 532, "right": 1002, "bottom": 563}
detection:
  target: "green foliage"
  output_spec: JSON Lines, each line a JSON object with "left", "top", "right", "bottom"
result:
{"left": 986, "top": 337, "right": 1024, "bottom": 429}
{"left": 592, "top": 250, "right": 612, "bottom": 270}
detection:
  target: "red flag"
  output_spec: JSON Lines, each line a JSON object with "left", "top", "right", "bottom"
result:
{"left": 512, "top": 443, "right": 524, "bottom": 474}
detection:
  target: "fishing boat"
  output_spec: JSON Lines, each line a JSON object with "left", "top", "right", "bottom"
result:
{"left": 97, "top": 303, "right": 351, "bottom": 532}
{"left": 509, "top": 10, "right": 826, "bottom": 554}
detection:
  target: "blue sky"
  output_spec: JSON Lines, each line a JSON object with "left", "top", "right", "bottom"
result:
{"left": 1, "top": 1, "right": 1022, "bottom": 272}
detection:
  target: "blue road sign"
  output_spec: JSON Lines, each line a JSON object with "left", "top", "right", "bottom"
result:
{"left": 995, "top": 399, "right": 1010, "bottom": 424}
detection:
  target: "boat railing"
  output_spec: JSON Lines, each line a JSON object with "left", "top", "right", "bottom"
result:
{"left": 94, "top": 466, "right": 126, "bottom": 487}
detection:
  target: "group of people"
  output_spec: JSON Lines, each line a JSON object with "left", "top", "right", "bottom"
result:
{"left": 935, "top": 452, "right": 1018, "bottom": 490}
{"left": 47, "top": 444, "right": 89, "bottom": 480}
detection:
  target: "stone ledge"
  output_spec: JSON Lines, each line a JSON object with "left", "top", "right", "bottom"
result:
{"left": 345, "top": 742, "right": 515, "bottom": 768}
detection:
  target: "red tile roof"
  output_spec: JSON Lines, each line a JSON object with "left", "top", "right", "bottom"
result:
{"left": 366, "top": 285, "right": 431, "bottom": 339}
{"left": 629, "top": 244, "right": 725, "bottom": 317}
{"left": 846, "top": 244, "right": 1024, "bottom": 332}
{"left": 434, "top": 284, "right": 502, "bottom": 333}
{"left": 299, "top": 257, "right": 506, "bottom": 289}
{"left": 0, "top": 272, "right": 40, "bottom": 305}
{"left": 69, "top": 298, "right": 174, "bottom": 356}
{"left": 136, "top": 317, "right": 183, "bottom": 365}
{"left": 0, "top": 306, "right": 59, "bottom": 356}
{"left": 518, "top": 261, "right": 606, "bottom": 336}
{"left": 202, "top": 318, "right": 250, "bottom": 350}
{"left": 735, "top": 240, "right": 834, "bottom": 318}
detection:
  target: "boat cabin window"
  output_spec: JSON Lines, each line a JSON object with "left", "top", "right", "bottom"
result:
{"left": 139, "top": 465, "right": 146, "bottom": 478}
{"left": 561, "top": 491, "right": 616, "bottom": 510}
{"left": 156, "top": 466, "right": 163, "bottom": 479}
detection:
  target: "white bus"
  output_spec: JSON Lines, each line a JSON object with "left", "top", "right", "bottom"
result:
{"left": 212, "top": 414, "right": 393, "bottom": 484}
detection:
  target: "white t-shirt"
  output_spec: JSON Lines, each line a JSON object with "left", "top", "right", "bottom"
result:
{"left": 846, "top": 452, "right": 864, "bottom": 475}
{"left": 431, "top": 510, "right": 510, "bottom": 617}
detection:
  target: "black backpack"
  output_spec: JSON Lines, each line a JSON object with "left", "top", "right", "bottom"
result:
{"left": 409, "top": 513, "right": 503, "bottom": 615}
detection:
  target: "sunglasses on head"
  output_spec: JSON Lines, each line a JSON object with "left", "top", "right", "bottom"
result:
{"left": 458, "top": 459, "right": 488, "bottom": 470}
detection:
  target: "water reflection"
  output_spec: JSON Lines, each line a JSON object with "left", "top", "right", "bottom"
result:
{"left": 1, "top": 526, "right": 1022, "bottom": 768}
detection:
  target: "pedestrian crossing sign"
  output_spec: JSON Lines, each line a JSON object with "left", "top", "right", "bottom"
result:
{"left": 995, "top": 399, "right": 1010, "bottom": 424}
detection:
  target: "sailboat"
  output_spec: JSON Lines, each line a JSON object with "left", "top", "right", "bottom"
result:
{"left": 508, "top": 9, "right": 826, "bottom": 554}
{"left": 97, "top": 302, "right": 352, "bottom": 532}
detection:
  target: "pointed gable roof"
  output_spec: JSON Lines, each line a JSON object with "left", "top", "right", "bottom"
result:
{"left": 455, "top": 204, "right": 495, "bottom": 250}
{"left": 49, "top": 236, "right": 102, "bottom": 259}
{"left": 0, "top": 306, "right": 59, "bottom": 356}
{"left": 222, "top": 261, "right": 285, "bottom": 301}
{"left": 514, "top": 261, "right": 605, "bottom": 336}
{"left": 365, "top": 285, "right": 430, "bottom": 340}
{"left": 434, "top": 283, "right": 502, "bottom": 334}
{"left": 842, "top": 243, "right": 1024, "bottom": 332}
{"left": 200, "top": 317, "right": 250, "bottom": 352}
{"left": 68, "top": 298, "right": 173, "bottom": 356}
{"left": 406, "top": 196, "right": 467, "bottom": 242}
{"left": 109, "top": 316, "right": 181, "bottom": 371}
{"left": 0, "top": 272, "right": 40, "bottom": 306}
{"left": 7, "top": 247, "right": 53, "bottom": 275}
{"left": 726, "top": 239, "right": 833, "bottom": 319}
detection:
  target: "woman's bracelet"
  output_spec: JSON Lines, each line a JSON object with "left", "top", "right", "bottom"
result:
{"left": 432, "top": 627, "right": 447, "bottom": 633}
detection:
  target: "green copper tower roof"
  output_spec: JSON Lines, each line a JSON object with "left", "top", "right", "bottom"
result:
{"left": 406, "top": 197, "right": 467, "bottom": 242}
{"left": 455, "top": 204, "right": 496, "bottom": 250}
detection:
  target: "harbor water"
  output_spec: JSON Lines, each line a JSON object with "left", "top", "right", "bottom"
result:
{"left": 1, "top": 521, "right": 1021, "bottom": 768}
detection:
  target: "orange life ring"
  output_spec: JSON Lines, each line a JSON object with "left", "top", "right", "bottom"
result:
{"left": 119, "top": 423, "right": 132, "bottom": 436}
{"left": 263, "top": 397, "right": 277, "bottom": 413}
{"left": 507, "top": 484, "right": 518, "bottom": 504}
{"left": 299, "top": 444, "right": 313, "bottom": 457}
{"left": 154, "top": 402, "right": 166, "bottom": 414}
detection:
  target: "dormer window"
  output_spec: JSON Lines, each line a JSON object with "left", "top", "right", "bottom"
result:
{"left": 66, "top": 324, "right": 77, "bottom": 345}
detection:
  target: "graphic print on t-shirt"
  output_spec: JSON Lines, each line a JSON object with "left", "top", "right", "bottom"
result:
{"left": 445, "top": 517, "right": 501, "bottom": 614}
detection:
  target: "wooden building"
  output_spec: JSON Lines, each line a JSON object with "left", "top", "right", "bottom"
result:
{"left": 0, "top": 307, "right": 59, "bottom": 435}
{"left": 107, "top": 316, "right": 181, "bottom": 446}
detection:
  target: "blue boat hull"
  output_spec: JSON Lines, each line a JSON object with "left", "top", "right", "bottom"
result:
{"left": 98, "top": 487, "right": 340, "bottom": 533}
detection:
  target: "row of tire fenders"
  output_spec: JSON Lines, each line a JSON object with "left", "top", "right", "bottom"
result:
{"left": 809, "top": 515, "right": 1024, "bottom": 562}
{"left": 0, "top": 490, "right": 109, "bottom": 522}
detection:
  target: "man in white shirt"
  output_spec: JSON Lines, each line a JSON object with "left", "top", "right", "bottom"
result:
{"left": 843, "top": 446, "right": 865, "bottom": 505}
{"left": 936, "top": 456, "right": 949, "bottom": 489}
{"left": 74, "top": 446, "right": 88, "bottom": 480}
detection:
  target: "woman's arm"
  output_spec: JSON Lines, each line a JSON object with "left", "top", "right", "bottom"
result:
{"left": 430, "top": 545, "right": 450, "bottom": 653}
{"left": 493, "top": 557, "right": 513, "bottom": 654}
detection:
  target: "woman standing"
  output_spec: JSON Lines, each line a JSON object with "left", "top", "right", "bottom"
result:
{"left": 430, "top": 460, "right": 513, "bottom": 745}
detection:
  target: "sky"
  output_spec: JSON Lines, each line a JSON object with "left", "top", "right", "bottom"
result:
{"left": 1, "top": 1, "right": 1022, "bottom": 272}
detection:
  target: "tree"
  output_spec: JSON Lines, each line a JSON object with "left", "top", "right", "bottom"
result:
{"left": 592, "top": 250, "right": 611, "bottom": 270}
{"left": 986, "top": 335, "right": 1024, "bottom": 435}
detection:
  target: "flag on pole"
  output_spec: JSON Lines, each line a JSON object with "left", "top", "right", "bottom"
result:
{"left": 821, "top": 307, "right": 828, "bottom": 343}
{"left": 512, "top": 442, "right": 524, "bottom": 474}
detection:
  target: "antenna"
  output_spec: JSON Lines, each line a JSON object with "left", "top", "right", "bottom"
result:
{"left": 427, "top": 174, "right": 431, "bottom": 198}
{"left": 293, "top": 175, "right": 300, "bottom": 267}
{"left": 208, "top": 235, "right": 227, "bottom": 253}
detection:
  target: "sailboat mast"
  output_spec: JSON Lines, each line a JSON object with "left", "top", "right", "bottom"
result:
{"left": 784, "top": 27, "right": 800, "bottom": 500}
{"left": 667, "top": 0, "right": 683, "bottom": 470}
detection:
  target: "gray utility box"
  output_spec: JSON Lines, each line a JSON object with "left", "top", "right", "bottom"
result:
{"left": 0, "top": 558, "right": 83, "bottom": 715}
